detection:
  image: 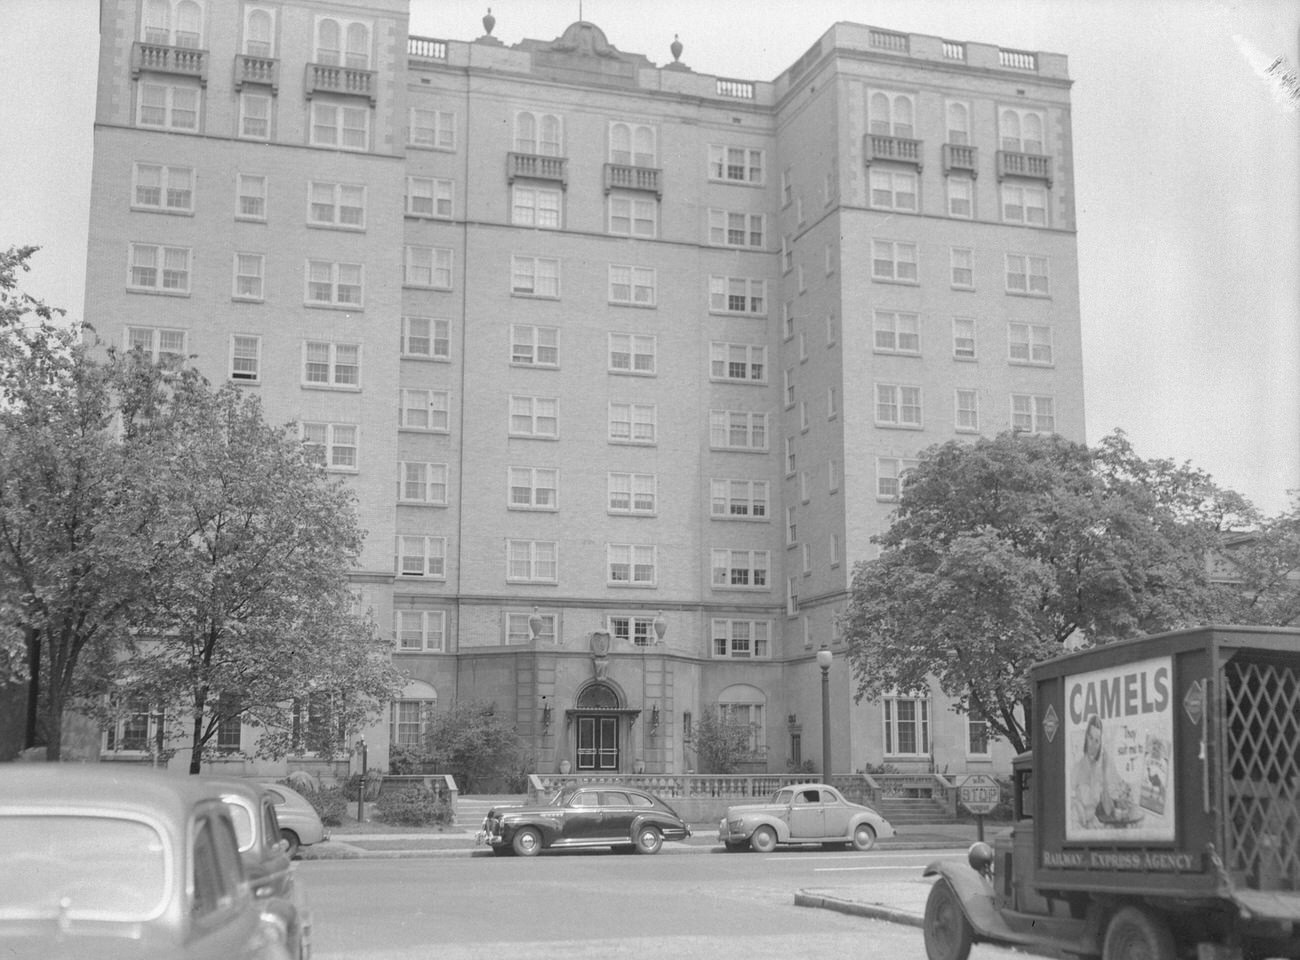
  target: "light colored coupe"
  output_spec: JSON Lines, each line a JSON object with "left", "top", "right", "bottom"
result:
{"left": 718, "top": 783, "right": 895, "bottom": 852}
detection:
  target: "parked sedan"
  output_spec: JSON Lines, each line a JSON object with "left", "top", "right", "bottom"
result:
{"left": 263, "top": 784, "right": 326, "bottom": 858}
{"left": 478, "top": 783, "right": 691, "bottom": 856}
{"left": 718, "top": 782, "right": 895, "bottom": 852}
{"left": 0, "top": 764, "right": 293, "bottom": 960}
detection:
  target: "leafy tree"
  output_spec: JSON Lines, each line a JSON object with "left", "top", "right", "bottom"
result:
{"left": 1206, "top": 500, "right": 1300, "bottom": 625}
{"left": 842, "top": 430, "right": 1250, "bottom": 754}
{"left": 693, "top": 709, "right": 758, "bottom": 774}
{"left": 421, "top": 701, "right": 523, "bottom": 793}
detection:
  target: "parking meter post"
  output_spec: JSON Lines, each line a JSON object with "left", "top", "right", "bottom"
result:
{"left": 977, "top": 813, "right": 984, "bottom": 843}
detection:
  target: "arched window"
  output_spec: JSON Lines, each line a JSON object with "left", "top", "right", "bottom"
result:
{"left": 174, "top": 0, "right": 201, "bottom": 48}
{"left": 539, "top": 114, "right": 562, "bottom": 156}
{"left": 869, "top": 92, "right": 891, "bottom": 135}
{"left": 515, "top": 112, "right": 537, "bottom": 153}
{"left": 317, "top": 19, "right": 340, "bottom": 64}
{"left": 1000, "top": 109, "right": 1021, "bottom": 151}
{"left": 345, "top": 22, "right": 370, "bottom": 68}
{"left": 246, "top": 9, "right": 272, "bottom": 57}
{"left": 609, "top": 123, "right": 653, "bottom": 166}
{"left": 143, "top": 0, "right": 170, "bottom": 44}
{"left": 946, "top": 102, "right": 969, "bottom": 145}
{"left": 717, "top": 684, "right": 766, "bottom": 757}
{"left": 891, "top": 95, "right": 913, "bottom": 139}
{"left": 576, "top": 683, "right": 620, "bottom": 710}
{"left": 609, "top": 123, "right": 631, "bottom": 164}
{"left": 390, "top": 680, "right": 437, "bottom": 749}
{"left": 1022, "top": 113, "right": 1044, "bottom": 154}
{"left": 632, "top": 126, "right": 655, "bottom": 166}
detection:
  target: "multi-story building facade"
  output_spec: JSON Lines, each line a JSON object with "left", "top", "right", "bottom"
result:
{"left": 84, "top": 1, "right": 1083, "bottom": 781}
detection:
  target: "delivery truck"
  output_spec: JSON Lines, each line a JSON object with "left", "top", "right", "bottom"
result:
{"left": 923, "top": 625, "right": 1300, "bottom": 960}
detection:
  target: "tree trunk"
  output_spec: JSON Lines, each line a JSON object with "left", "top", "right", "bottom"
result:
{"left": 23, "top": 627, "right": 40, "bottom": 750}
{"left": 44, "top": 685, "right": 63, "bottom": 761}
{"left": 188, "top": 685, "right": 208, "bottom": 775}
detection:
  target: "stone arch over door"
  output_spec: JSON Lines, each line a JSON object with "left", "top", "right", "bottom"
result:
{"left": 571, "top": 681, "right": 626, "bottom": 772}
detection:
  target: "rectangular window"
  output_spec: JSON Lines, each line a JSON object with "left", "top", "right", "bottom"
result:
{"left": 709, "top": 276, "right": 766, "bottom": 316}
{"left": 608, "top": 402, "right": 656, "bottom": 444}
{"left": 403, "top": 246, "right": 452, "bottom": 289}
{"left": 305, "top": 260, "right": 362, "bottom": 306}
{"left": 215, "top": 694, "right": 241, "bottom": 753}
{"left": 876, "top": 458, "right": 918, "bottom": 501}
{"left": 406, "top": 177, "right": 453, "bottom": 218}
{"left": 103, "top": 697, "right": 164, "bottom": 755}
{"left": 308, "top": 181, "right": 365, "bottom": 228}
{"left": 884, "top": 697, "right": 931, "bottom": 756}
{"left": 138, "top": 81, "right": 199, "bottom": 131}
{"left": 875, "top": 384, "right": 923, "bottom": 427}
{"left": 709, "top": 479, "right": 768, "bottom": 519}
{"left": 232, "top": 253, "right": 265, "bottom": 300}
{"left": 513, "top": 185, "right": 562, "bottom": 228}
{"left": 869, "top": 168, "right": 918, "bottom": 212}
{"left": 410, "top": 107, "right": 456, "bottom": 149}
{"left": 711, "top": 549, "right": 770, "bottom": 589}
{"left": 513, "top": 256, "right": 560, "bottom": 298}
{"left": 391, "top": 699, "right": 432, "bottom": 746}
{"left": 874, "top": 310, "right": 921, "bottom": 354}
{"left": 872, "top": 240, "right": 919, "bottom": 283}
{"left": 239, "top": 92, "right": 271, "bottom": 139}
{"left": 399, "top": 388, "right": 450, "bottom": 432}
{"left": 230, "top": 335, "right": 261, "bottom": 382}
{"left": 1012, "top": 394, "right": 1056, "bottom": 434}
{"left": 609, "top": 334, "right": 656, "bottom": 375}
{"left": 128, "top": 243, "right": 191, "bottom": 294}
{"left": 302, "top": 340, "right": 360, "bottom": 388}
{"left": 968, "top": 710, "right": 991, "bottom": 756}
{"left": 709, "top": 410, "right": 768, "bottom": 451}
{"left": 830, "top": 533, "right": 841, "bottom": 567}
{"left": 708, "top": 145, "right": 764, "bottom": 183}
{"left": 951, "top": 247, "right": 974, "bottom": 289}
{"left": 301, "top": 422, "right": 358, "bottom": 470}
{"left": 710, "top": 342, "right": 765, "bottom": 383}
{"left": 827, "top": 385, "right": 839, "bottom": 419}
{"left": 511, "top": 325, "right": 560, "bottom": 367}
{"left": 132, "top": 163, "right": 194, "bottom": 212}
{"left": 395, "top": 610, "right": 446, "bottom": 652}
{"left": 236, "top": 173, "right": 266, "bottom": 221}
{"left": 787, "top": 578, "right": 799, "bottom": 616}
{"left": 718, "top": 702, "right": 765, "bottom": 754}
{"left": 783, "top": 368, "right": 795, "bottom": 408}
{"left": 711, "top": 619, "right": 770, "bottom": 658}
{"left": 708, "top": 208, "right": 765, "bottom": 249}
{"left": 786, "top": 506, "right": 797, "bottom": 545}
{"left": 610, "top": 615, "right": 657, "bottom": 647}
{"left": 508, "top": 539, "right": 557, "bottom": 583}
{"left": 508, "top": 611, "right": 557, "bottom": 645}
{"left": 802, "top": 542, "right": 811, "bottom": 574}
{"left": 953, "top": 318, "right": 977, "bottom": 359}
{"left": 509, "top": 466, "right": 558, "bottom": 510}
{"left": 401, "top": 316, "right": 450, "bottom": 360}
{"left": 1008, "top": 322, "right": 1053, "bottom": 364}
{"left": 509, "top": 395, "right": 558, "bottom": 438}
{"left": 398, "top": 461, "right": 449, "bottom": 504}
{"left": 125, "top": 326, "right": 186, "bottom": 365}
{"left": 829, "top": 458, "right": 841, "bottom": 493}
{"left": 608, "top": 264, "right": 656, "bottom": 305}
{"left": 955, "top": 389, "right": 979, "bottom": 432}
{"left": 947, "top": 176, "right": 973, "bottom": 218}
{"left": 607, "top": 544, "right": 656, "bottom": 586}
{"left": 1006, "top": 254, "right": 1049, "bottom": 295}
{"left": 608, "top": 473, "right": 656, "bottom": 515}
{"left": 395, "top": 536, "right": 447, "bottom": 579}
{"left": 311, "top": 100, "right": 369, "bottom": 150}
{"left": 608, "top": 194, "right": 657, "bottom": 237}
{"left": 785, "top": 437, "right": 796, "bottom": 475}
{"left": 1001, "top": 183, "right": 1047, "bottom": 225}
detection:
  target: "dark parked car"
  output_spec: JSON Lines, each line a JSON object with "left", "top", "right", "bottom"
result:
{"left": 477, "top": 783, "right": 692, "bottom": 856}
{"left": 0, "top": 764, "right": 293, "bottom": 960}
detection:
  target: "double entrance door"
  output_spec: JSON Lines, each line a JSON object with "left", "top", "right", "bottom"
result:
{"left": 575, "top": 715, "right": 619, "bottom": 771}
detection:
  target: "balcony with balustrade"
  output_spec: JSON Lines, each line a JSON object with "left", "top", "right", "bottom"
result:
{"left": 996, "top": 151, "right": 1053, "bottom": 187}
{"left": 863, "top": 135, "right": 923, "bottom": 172}
{"left": 304, "top": 63, "right": 376, "bottom": 104}
{"left": 508, "top": 153, "right": 569, "bottom": 188}
{"left": 603, "top": 164, "right": 662, "bottom": 198}
{"left": 234, "top": 55, "right": 279, "bottom": 94}
{"left": 942, "top": 143, "right": 979, "bottom": 178}
{"left": 131, "top": 42, "right": 207, "bottom": 85}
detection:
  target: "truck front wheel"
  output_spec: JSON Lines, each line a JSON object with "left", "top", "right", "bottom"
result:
{"left": 923, "top": 878, "right": 973, "bottom": 960}
{"left": 1103, "top": 906, "right": 1175, "bottom": 960}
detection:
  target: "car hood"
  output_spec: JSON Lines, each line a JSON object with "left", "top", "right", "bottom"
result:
{"left": 486, "top": 804, "right": 560, "bottom": 819}
{"left": 722, "top": 803, "right": 782, "bottom": 817}
{"left": 0, "top": 925, "right": 179, "bottom": 960}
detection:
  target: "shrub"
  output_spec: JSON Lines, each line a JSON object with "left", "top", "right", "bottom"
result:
{"left": 376, "top": 787, "right": 453, "bottom": 827}
{"left": 341, "top": 772, "right": 383, "bottom": 802}
{"left": 277, "top": 778, "right": 348, "bottom": 827}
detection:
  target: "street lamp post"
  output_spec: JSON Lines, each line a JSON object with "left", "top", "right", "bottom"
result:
{"left": 817, "top": 649, "right": 833, "bottom": 781}
{"left": 356, "top": 735, "right": 367, "bottom": 823}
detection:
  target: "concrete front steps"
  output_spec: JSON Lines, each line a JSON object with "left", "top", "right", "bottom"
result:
{"left": 455, "top": 794, "right": 526, "bottom": 828}
{"left": 874, "top": 796, "right": 957, "bottom": 825}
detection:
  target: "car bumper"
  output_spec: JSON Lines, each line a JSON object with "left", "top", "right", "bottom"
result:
{"left": 718, "top": 819, "right": 747, "bottom": 843}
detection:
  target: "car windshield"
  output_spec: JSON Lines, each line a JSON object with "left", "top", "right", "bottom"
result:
{"left": 0, "top": 815, "right": 169, "bottom": 920}
{"left": 550, "top": 786, "right": 579, "bottom": 807}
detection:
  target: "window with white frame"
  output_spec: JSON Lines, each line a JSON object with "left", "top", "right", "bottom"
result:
{"left": 718, "top": 698, "right": 765, "bottom": 755}
{"left": 786, "top": 506, "right": 797, "bottom": 545}
{"left": 799, "top": 404, "right": 809, "bottom": 434}
{"left": 783, "top": 368, "right": 795, "bottom": 408}
{"left": 102, "top": 695, "right": 164, "bottom": 756}
{"left": 787, "top": 578, "right": 798, "bottom": 616}
{"left": 236, "top": 173, "right": 266, "bottom": 221}
{"left": 827, "top": 385, "right": 839, "bottom": 419}
{"left": 709, "top": 410, "right": 768, "bottom": 451}
{"left": 610, "top": 615, "right": 657, "bottom": 647}
{"left": 608, "top": 472, "right": 656, "bottom": 515}
{"left": 509, "top": 395, "right": 558, "bottom": 438}
{"left": 999, "top": 107, "right": 1045, "bottom": 153}
{"left": 302, "top": 341, "right": 359, "bottom": 387}
{"left": 138, "top": 81, "right": 199, "bottom": 131}
{"left": 391, "top": 696, "right": 436, "bottom": 746}
{"left": 609, "top": 122, "right": 656, "bottom": 166}
{"left": 884, "top": 696, "right": 931, "bottom": 756}
{"left": 946, "top": 100, "right": 971, "bottom": 144}
{"left": 406, "top": 177, "right": 453, "bottom": 218}
{"left": 141, "top": 0, "right": 202, "bottom": 47}
{"left": 781, "top": 237, "right": 793, "bottom": 273}
{"left": 951, "top": 247, "right": 974, "bottom": 289}
{"left": 708, "top": 209, "right": 764, "bottom": 249}
{"left": 955, "top": 389, "right": 979, "bottom": 432}
{"left": 712, "top": 619, "right": 770, "bottom": 658}
{"left": 508, "top": 611, "right": 556, "bottom": 644}
{"left": 1001, "top": 183, "right": 1047, "bottom": 225}
{"left": 511, "top": 324, "right": 559, "bottom": 367}
{"left": 710, "top": 342, "right": 765, "bottom": 383}
{"left": 785, "top": 436, "right": 796, "bottom": 475}
{"left": 871, "top": 240, "right": 918, "bottom": 283}
{"left": 780, "top": 167, "right": 792, "bottom": 206}
{"left": 1006, "top": 254, "right": 1049, "bottom": 295}
{"left": 802, "top": 542, "right": 812, "bottom": 575}
{"left": 710, "top": 479, "right": 768, "bottom": 519}
{"left": 869, "top": 168, "right": 917, "bottom": 212}
{"left": 947, "top": 175, "right": 973, "bottom": 218}
{"left": 232, "top": 253, "right": 264, "bottom": 300}
{"left": 876, "top": 383, "right": 922, "bottom": 427}
{"left": 126, "top": 326, "right": 186, "bottom": 365}
{"left": 1012, "top": 394, "right": 1056, "bottom": 434}
{"left": 708, "top": 145, "right": 764, "bottom": 184}
{"left": 395, "top": 610, "right": 445, "bottom": 652}
{"left": 309, "top": 100, "right": 369, "bottom": 150}
{"left": 401, "top": 316, "right": 450, "bottom": 360}
{"left": 868, "top": 90, "right": 915, "bottom": 137}
{"left": 513, "top": 185, "right": 561, "bottom": 228}
{"left": 128, "top": 243, "right": 191, "bottom": 294}
{"left": 515, "top": 111, "right": 563, "bottom": 155}
{"left": 395, "top": 536, "right": 446, "bottom": 579}
{"left": 513, "top": 256, "right": 560, "bottom": 298}
{"left": 229, "top": 334, "right": 260, "bottom": 382}
{"left": 508, "top": 539, "right": 557, "bottom": 583}
{"left": 289, "top": 692, "right": 346, "bottom": 756}
{"left": 509, "top": 467, "right": 558, "bottom": 510}
{"left": 243, "top": 6, "right": 273, "bottom": 56}
{"left": 711, "top": 549, "right": 770, "bottom": 589}
{"left": 708, "top": 276, "right": 765, "bottom": 316}
{"left": 967, "top": 708, "right": 991, "bottom": 756}
{"left": 608, "top": 544, "right": 656, "bottom": 586}
{"left": 398, "top": 461, "right": 448, "bottom": 505}
{"left": 826, "top": 311, "right": 838, "bottom": 346}
{"left": 877, "top": 457, "right": 919, "bottom": 501}
{"left": 608, "top": 402, "right": 656, "bottom": 444}
{"left": 399, "top": 388, "right": 450, "bottom": 432}
{"left": 1009, "top": 322, "right": 1053, "bottom": 364}
{"left": 410, "top": 107, "right": 456, "bottom": 150}
{"left": 301, "top": 422, "right": 357, "bottom": 470}
{"left": 305, "top": 259, "right": 362, "bottom": 306}
{"left": 608, "top": 194, "right": 656, "bottom": 237}
{"left": 783, "top": 301, "right": 795, "bottom": 340}
{"left": 953, "top": 317, "right": 977, "bottom": 359}
{"left": 828, "top": 458, "right": 841, "bottom": 493}
{"left": 874, "top": 310, "right": 921, "bottom": 354}
{"left": 308, "top": 181, "right": 364, "bottom": 228}
{"left": 314, "top": 16, "right": 370, "bottom": 67}
{"left": 238, "top": 91, "right": 270, "bottom": 139}
{"left": 132, "top": 163, "right": 193, "bottom": 213}
{"left": 609, "top": 334, "right": 656, "bottom": 375}
{"left": 830, "top": 533, "right": 841, "bottom": 567}
{"left": 608, "top": 264, "right": 655, "bottom": 305}
{"left": 215, "top": 692, "right": 241, "bottom": 753}
{"left": 404, "top": 246, "right": 452, "bottom": 289}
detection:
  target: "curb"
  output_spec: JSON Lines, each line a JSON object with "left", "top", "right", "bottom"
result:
{"left": 793, "top": 890, "right": 924, "bottom": 927}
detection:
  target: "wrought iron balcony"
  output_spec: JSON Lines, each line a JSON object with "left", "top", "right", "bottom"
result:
{"left": 234, "top": 55, "right": 279, "bottom": 94}
{"left": 942, "top": 143, "right": 979, "bottom": 178}
{"left": 508, "top": 153, "right": 568, "bottom": 188}
{"left": 131, "top": 42, "right": 207, "bottom": 85}
{"left": 603, "top": 163, "right": 662, "bottom": 198}
{"left": 863, "top": 134, "right": 923, "bottom": 171}
{"left": 304, "top": 63, "right": 376, "bottom": 104}
{"left": 996, "top": 150, "right": 1052, "bottom": 187}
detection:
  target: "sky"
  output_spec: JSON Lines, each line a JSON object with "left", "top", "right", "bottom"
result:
{"left": 2, "top": 0, "right": 1297, "bottom": 516}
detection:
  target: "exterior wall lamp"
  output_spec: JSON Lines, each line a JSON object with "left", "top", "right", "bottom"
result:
{"left": 650, "top": 703, "right": 660, "bottom": 734}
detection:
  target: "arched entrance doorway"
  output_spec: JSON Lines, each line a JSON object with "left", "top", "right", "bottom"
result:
{"left": 570, "top": 683, "right": 627, "bottom": 772}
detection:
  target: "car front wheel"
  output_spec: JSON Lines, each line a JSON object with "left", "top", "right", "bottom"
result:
{"left": 749, "top": 825, "right": 778, "bottom": 853}
{"left": 1102, "top": 906, "right": 1175, "bottom": 960}
{"left": 851, "top": 824, "right": 878, "bottom": 851}
{"left": 923, "top": 878, "right": 973, "bottom": 960}
{"left": 634, "top": 825, "right": 663, "bottom": 855}
{"left": 511, "top": 826, "right": 543, "bottom": 857}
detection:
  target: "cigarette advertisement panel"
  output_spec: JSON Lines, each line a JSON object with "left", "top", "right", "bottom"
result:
{"left": 1064, "top": 655, "right": 1175, "bottom": 843}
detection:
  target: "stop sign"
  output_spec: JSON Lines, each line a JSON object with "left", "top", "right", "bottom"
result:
{"left": 958, "top": 774, "right": 1001, "bottom": 814}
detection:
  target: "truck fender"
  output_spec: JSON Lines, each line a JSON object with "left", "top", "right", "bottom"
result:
{"left": 923, "top": 859, "right": 1005, "bottom": 942}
